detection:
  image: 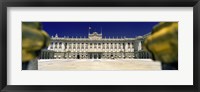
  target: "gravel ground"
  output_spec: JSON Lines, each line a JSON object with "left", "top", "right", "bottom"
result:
{"left": 38, "top": 59, "right": 161, "bottom": 71}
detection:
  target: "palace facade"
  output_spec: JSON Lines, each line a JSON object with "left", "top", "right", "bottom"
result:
{"left": 39, "top": 32, "right": 152, "bottom": 59}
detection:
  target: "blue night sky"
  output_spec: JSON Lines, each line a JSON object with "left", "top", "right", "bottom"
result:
{"left": 41, "top": 22, "right": 159, "bottom": 38}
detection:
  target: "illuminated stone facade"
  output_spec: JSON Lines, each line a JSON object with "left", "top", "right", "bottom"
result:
{"left": 40, "top": 32, "right": 152, "bottom": 59}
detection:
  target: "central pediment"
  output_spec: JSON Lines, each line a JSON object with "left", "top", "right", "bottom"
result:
{"left": 89, "top": 32, "right": 102, "bottom": 40}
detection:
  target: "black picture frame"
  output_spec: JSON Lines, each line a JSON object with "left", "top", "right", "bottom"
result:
{"left": 0, "top": 0, "right": 199, "bottom": 92}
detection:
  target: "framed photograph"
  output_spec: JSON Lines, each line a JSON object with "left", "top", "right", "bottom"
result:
{"left": 0, "top": 0, "right": 199, "bottom": 92}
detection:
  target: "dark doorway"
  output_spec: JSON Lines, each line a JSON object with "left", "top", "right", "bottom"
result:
{"left": 94, "top": 54, "right": 97, "bottom": 59}
{"left": 111, "top": 55, "right": 114, "bottom": 59}
{"left": 77, "top": 55, "right": 80, "bottom": 59}
{"left": 90, "top": 54, "right": 92, "bottom": 59}
{"left": 98, "top": 54, "right": 101, "bottom": 59}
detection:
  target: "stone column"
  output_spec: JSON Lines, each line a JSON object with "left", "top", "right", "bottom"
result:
{"left": 53, "top": 42, "right": 55, "bottom": 50}
{"left": 138, "top": 41, "right": 142, "bottom": 51}
{"left": 80, "top": 43, "right": 82, "bottom": 52}
{"left": 109, "top": 43, "right": 111, "bottom": 50}
{"left": 66, "top": 43, "right": 69, "bottom": 50}
{"left": 92, "top": 53, "right": 94, "bottom": 59}
{"left": 62, "top": 42, "right": 65, "bottom": 50}
{"left": 57, "top": 42, "right": 59, "bottom": 50}
{"left": 130, "top": 42, "right": 132, "bottom": 49}
{"left": 126, "top": 42, "right": 128, "bottom": 51}
{"left": 76, "top": 43, "right": 77, "bottom": 51}
{"left": 105, "top": 43, "right": 107, "bottom": 51}
{"left": 121, "top": 43, "right": 123, "bottom": 51}
{"left": 78, "top": 43, "right": 80, "bottom": 50}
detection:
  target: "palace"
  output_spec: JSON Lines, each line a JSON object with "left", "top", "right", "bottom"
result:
{"left": 39, "top": 32, "right": 152, "bottom": 59}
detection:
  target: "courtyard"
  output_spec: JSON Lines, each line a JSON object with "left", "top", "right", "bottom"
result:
{"left": 38, "top": 59, "right": 161, "bottom": 70}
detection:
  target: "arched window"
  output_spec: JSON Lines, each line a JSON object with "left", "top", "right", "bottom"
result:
{"left": 55, "top": 42, "right": 57, "bottom": 48}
